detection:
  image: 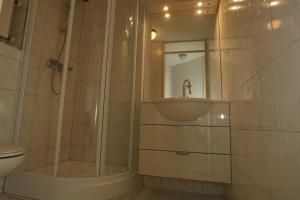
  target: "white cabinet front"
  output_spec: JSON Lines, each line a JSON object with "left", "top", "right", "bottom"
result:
{"left": 140, "top": 125, "right": 230, "bottom": 154}
{"left": 139, "top": 150, "right": 231, "bottom": 183}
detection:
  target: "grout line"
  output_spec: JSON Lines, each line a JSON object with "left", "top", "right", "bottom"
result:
{"left": 231, "top": 127, "right": 300, "bottom": 134}
{"left": 141, "top": 124, "right": 229, "bottom": 127}
{"left": 0, "top": 87, "right": 18, "bottom": 93}
{"left": 231, "top": 164, "right": 273, "bottom": 200}
{"left": 226, "top": 35, "right": 300, "bottom": 99}
{"left": 139, "top": 149, "right": 230, "bottom": 156}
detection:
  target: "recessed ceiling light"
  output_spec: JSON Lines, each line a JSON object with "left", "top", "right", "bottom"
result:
{"left": 165, "top": 13, "right": 170, "bottom": 18}
{"left": 129, "top": 16, "right": 134, "bottom": 25}
{"left": 270, "top": 1, "right": 280, "bottom": 6}
{"left": 232, "top": 0, "right": 243, "bottom": 2}
{"left": 196, "top": 9, "right": 203, "bottom": 14}
{"left": 163, "top": 6, "right": 169, "bottom": 11}
{"left": 266, "top": 19, "right": 282, "bottom": 30}
{"left": 197, "top": 2, "right": 203, "bottom": 7}
{"left": 219, "top": 114, "right": 226, "bottom": 120}
{"left": 229, "top": 5, "right": 240, "bottom": 11}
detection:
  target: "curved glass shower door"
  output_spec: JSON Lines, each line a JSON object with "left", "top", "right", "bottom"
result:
{"left": 16, "top": 0, "right": 87, "bottom": 176}
{"left": 102, "top": 0, "right": 137, "bottom": 175}
{"left": 57, "top": 0, "right": 138, "bottom": 177}
{"left": 57, "top": 0, "right": 109, "bottom": 178}
{"left": 16, "top": 0, "right": 138, "bottom": 178}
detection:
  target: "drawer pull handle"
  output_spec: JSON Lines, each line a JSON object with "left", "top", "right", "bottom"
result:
{"left": 175, "top": 151, "right": 190, "bottom": 156}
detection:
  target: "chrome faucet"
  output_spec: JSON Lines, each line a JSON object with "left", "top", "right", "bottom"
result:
{"left": 182, "top": 79, "right": 192, "bottom": 98}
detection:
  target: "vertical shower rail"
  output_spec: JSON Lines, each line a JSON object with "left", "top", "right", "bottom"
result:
{"left": 53, "top": 0, "right": 76, "bottom": 177}
{"left": 13, "top": 0, "right": 38, "bottom": 144}
{"left": 95, "top": 0, "right": 117, "bottom": 176}
{"left": 128, "top": 0, "right": 140, "bottom": 170}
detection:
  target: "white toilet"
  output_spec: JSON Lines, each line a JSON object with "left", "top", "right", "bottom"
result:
{"left": 0, "top": 144, "right": 25, "bottom": 177}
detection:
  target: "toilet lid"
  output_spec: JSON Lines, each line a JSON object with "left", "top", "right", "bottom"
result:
{"left": 0, "top": 144, "right": 25, "bottom": 158}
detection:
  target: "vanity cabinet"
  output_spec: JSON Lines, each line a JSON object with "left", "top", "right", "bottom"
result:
{"left": 138, "top": 101, "right": 231, "bottom": 183}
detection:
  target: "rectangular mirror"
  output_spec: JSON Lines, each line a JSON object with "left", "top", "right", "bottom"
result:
{"left": 0, "top": 0, "right": 15, "bottom": 39}
{"left": 164, "top": 41, "right": 207, "bottom": 98}
{"left": 145, "top": 0, "right": 222, "bottom": 100}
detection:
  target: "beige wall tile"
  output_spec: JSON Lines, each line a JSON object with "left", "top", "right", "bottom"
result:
{"left": 0, "top": 43, "right": 21, "bottom": 61}
{"left": 0, "top": 45, "right": 21, "bottom": 147}
{"left": 0, "top": 122, "right": 12, "bottom": 144}
{"left": 143, "top": 176, "right": 225, "bottom": 195}
{"left": 15, "top": 0, "right": 81, "bottom": 171}
{"left": 0, "top": 89, "right": 16, "bottom": 122}
{"left": 0, "top": 56, "right": 20, "bottom": 90}
{"left": 11, "top": 0, "right": 143, "bottom": 174}
{"left": 70, "top": 145, "right": 96, "bottom": 162}
{"left": 219, "top": 0, "right": 300, "bottom": 199}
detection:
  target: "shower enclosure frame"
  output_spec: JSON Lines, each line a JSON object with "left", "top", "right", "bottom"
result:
{"left": 10, "top": 0, "right": 140, "bottom": 182}
{"left": 96, "top": 0, "right": 116, "bottom": 176}
{"left": 4, "top": 0, "right": 143, "bottom": 199}
{"left": 53, "top": 0, "right": 77, "bottom": 177}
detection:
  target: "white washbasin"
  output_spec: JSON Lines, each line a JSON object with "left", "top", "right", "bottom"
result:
{"left": 154, "top": 98, "right": 212, "bottom": 122}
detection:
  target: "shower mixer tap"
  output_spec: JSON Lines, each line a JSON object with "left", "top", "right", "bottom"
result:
{"left": 47, "top": 58, "right": 73, "bottom": 72}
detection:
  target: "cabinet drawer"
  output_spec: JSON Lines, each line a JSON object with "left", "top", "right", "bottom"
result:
{"left": 139, "top": 150, "right": 231, "bottom": 183}
{"left": 140, "top": 125, "right": 230, "bottom": 154}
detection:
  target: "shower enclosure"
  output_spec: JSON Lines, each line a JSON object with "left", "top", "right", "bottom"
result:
{"left": 4, "top": 0, "right": 144, "bottom": 199}
{"left": 19, "top": 0, "right": 139, "bottom": 177}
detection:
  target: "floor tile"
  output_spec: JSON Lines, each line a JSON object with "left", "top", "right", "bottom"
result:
{"left": 135, "top": 188, "right": 224, "bottom": 200}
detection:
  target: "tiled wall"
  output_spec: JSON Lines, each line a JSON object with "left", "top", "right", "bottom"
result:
{"left": 0, "top": 0, "right": 29, "bottom": 192}
{"left": 143, "top": 41, "right": 163, "bottom": 100}
{"left": 218, "top": 0, "right": 300, "bottom": 199}
{"left": 0, "top": 43, "right": 21, "bottom": 144}
{"left": 18, "top": 0, "right": 82, "bottom": 171}
{"left": 143, "top": 176, "right": 225, "bottom": 196}
{"left": 0, "top": 0, "right": 30, "bottom": 147}
{"left": 131, "top": 0, "right": 146, "bottom": 171}
{"left": 142, "top": 3, "right": 155, "bottom": 101}
{"left": 0, "top": 43, "right": 22, "bottom": 192}
{"left": 208, "top": 17, "right": 222, "bottom": 100}
{"left": 16, "top": 0, "right": 143, "bottom": 172}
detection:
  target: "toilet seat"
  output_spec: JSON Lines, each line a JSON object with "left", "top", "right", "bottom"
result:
{"left": 0, "top": 144, "right": 25, "bottom": 158}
